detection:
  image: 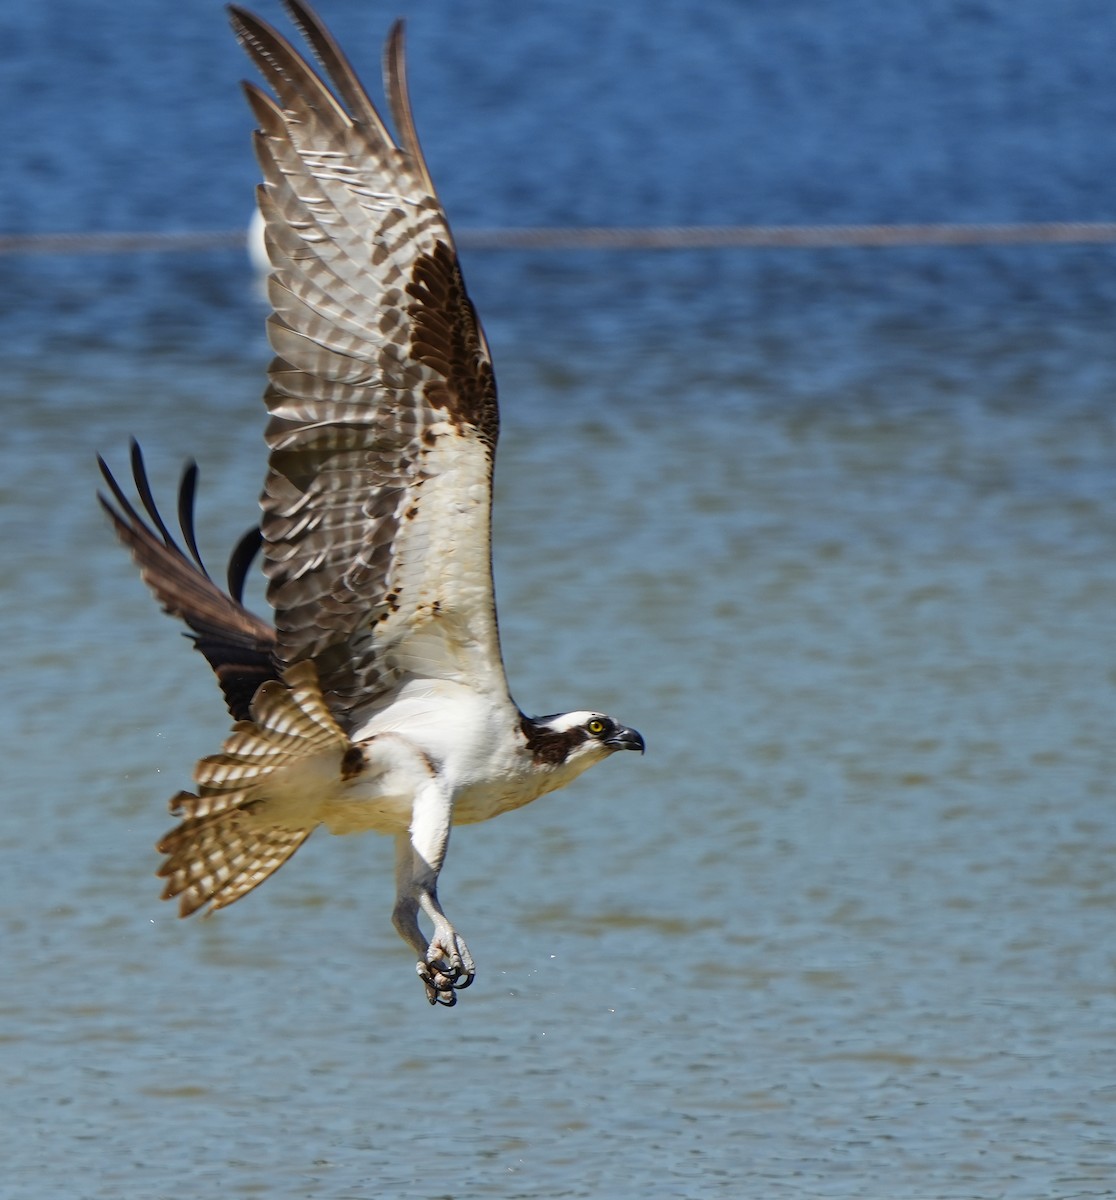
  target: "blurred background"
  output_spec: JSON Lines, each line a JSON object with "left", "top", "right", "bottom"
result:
{"left": 2, "top": 1, "right": 1115, "bottom": 1196}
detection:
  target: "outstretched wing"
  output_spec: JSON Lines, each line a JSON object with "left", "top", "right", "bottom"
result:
{"left": 98, "top": 441, "right": 278, "bottom": 722}
{"left": 230, "top": 2, "right": 508, "bottom": 727}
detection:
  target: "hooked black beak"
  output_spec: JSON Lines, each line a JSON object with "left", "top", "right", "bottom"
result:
{"left": 606, "top": 725, "right": 645, "bottom": 754}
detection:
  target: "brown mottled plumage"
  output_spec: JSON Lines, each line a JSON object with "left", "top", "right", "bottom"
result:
{"left": 99, "top": 1, "right": 643, "bottom": 1006}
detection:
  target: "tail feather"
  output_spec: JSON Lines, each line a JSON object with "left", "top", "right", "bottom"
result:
{"left": 158, "top": 817, "right": 313, "bottom": 916}
{"left": 158, "top": 661, "right": 350, "bottom": 915}
{"left": 181, "top": 666, "right": 348, "bottom": 811}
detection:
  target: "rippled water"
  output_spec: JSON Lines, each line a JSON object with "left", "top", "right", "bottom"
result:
{"left": 4, "top": 1, "right": 1116, "bottom": 1197}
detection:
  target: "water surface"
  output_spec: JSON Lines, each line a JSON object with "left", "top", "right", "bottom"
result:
{"left": 2, "top": 2, "right": 1116, "bottom": 1196}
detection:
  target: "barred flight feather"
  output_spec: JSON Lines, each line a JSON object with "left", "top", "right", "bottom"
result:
{"left": 157, "top": 661, "right": 348, "bottom": 915}
{"left": 227, "top": 3, "right": 508, "bottom": 720}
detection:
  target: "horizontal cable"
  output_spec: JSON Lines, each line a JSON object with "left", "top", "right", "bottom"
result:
{"left": 2, "top": 221, "right": 1116, "bottom": 256}
{"left": 0, "top": 230, "right": 247, "bottom": 255}
{"left": 460, "top": 221, "right": 1116, "bottom": 249}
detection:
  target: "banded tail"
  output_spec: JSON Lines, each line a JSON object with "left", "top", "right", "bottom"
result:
{"left": 158, "top": 661, "right": 350, "bottom": 915}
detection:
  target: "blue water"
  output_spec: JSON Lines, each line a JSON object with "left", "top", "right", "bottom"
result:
{"left": 7, "top": 0, "right": 1116, "bottom": 236}
{"left": 2, "top": 2, "right": 1116, "bottom": 1197}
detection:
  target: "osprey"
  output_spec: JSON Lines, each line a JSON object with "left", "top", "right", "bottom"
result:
{"left": 98, "top": 1, "right": 643, "bottom": 1006}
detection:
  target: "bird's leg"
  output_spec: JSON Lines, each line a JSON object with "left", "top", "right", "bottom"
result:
{"left": 391, "top": 832, "right": 426, "bottom": 957}
{"left": 391, "top": 786, "right": 475, "bottom": 1006}
{"left": 415, "top": 877, "right": 476, "bottom": 1006}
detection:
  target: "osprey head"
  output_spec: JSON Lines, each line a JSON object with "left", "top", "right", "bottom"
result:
{"left": 522, "top": 710, "right": 645, "bottom": 769}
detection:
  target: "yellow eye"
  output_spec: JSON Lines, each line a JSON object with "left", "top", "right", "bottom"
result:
{"left": 588, "top": 719, "right": 606, "bottom": 736}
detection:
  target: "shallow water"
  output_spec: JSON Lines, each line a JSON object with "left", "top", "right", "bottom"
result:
{"left": 3, "top": 2, "right": 1116, "bottom": 1197}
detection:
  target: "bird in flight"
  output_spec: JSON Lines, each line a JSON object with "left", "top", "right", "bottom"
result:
{"left": 98, "top": 1, "right": 643, "bottom": 1006}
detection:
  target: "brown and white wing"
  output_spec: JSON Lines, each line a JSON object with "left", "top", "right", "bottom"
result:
{"left": 230, "top": 3, "right": 507, "bottom": 725}
{"left": 98, "top": 440, "right": 277, "bottom": 722}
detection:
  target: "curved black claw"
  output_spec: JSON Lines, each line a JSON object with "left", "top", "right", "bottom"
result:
{"left": 417, "top": 959, "right": 475, "bottom": 1007}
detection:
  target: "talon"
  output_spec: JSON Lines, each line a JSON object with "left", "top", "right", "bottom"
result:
{"left": 417, "top": 954, "right": 474, "bottom": 1005}
{"left": 418, "top": 965, "right": 459, "bottom": 1006}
